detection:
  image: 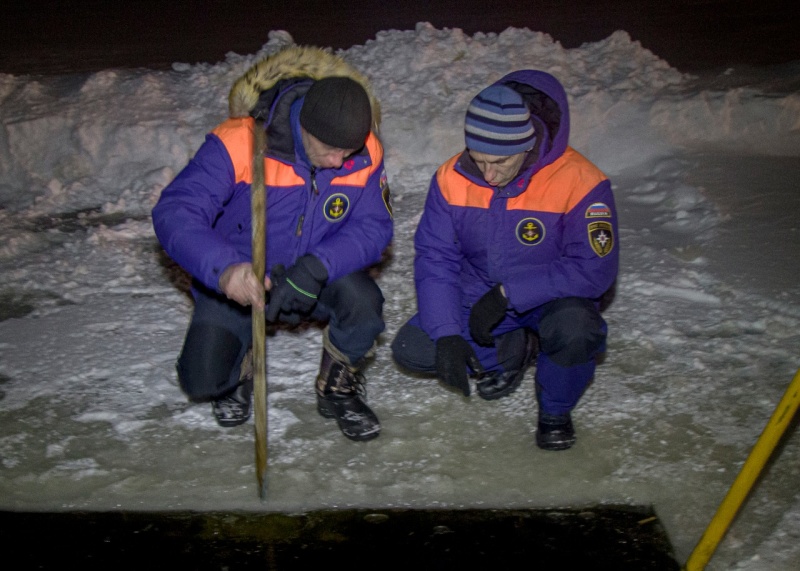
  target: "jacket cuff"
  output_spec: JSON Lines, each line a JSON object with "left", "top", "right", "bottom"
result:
{"left": 297, "top": 254, "right": 329, "bottom": 283}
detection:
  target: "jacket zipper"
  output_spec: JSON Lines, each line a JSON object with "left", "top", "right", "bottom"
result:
{"left": 296, "top": 167, "right": 318, "bottom": 237}
{"left": 311, "top": 167, "right": 319, "bottom": 195}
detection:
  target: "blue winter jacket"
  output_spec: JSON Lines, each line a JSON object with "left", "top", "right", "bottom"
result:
{"left": 152, "top": 83, "right": 393, "bottom": 296}
{"left": 414, "top": 70, "right": 619, "bottom": 341}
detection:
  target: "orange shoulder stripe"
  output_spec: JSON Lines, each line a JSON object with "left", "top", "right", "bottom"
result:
{"left": 435, "top": 149, "right": 607, "bottom": 212}
{"left": 436, "top": 155, "right": 494, "bottom": 208}
{"left": 265, "top": 159, "right": 305, "bottom": 187}
{"left": 212, "top": 117, "right": 308, "bottom": 187}
{"left": 330, "top": 133, "right": 384, "bottom": 187}
{"left": 212, "top": 117, "right": 255, "bottom": 185}
{"left": 214, "top": 119, "right": 382, "bottom": 188}
{"left": 507, "top": 148, "right": 608, "bottom": 213}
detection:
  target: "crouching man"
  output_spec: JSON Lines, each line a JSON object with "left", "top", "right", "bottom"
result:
{"left": 392, "top": 71, "right": 618, "bottom": 450}
{"left": 153, "top": 47, "right": 393, "bottom": 441}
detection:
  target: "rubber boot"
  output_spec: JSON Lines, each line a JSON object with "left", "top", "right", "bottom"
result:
{"left": 536, "top": 411, "right": 576, "bottom": 451}
{"left": 316, "top": 348, "right": 381, "bottom": 441}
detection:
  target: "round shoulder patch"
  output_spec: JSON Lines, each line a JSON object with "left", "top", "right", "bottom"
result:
{"left": 516, "top": 217, "right": 545, "bottom": 246}
{"left": 323, "top": 193, "right": 350, "bottom": 222}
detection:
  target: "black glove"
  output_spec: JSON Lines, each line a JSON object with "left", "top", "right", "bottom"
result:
{"left": 468, "top": 284, "right": 508, "bottom": 346}
{"left": 265, "top": 255, "right": 328, "bottom": 322}
{"left": 435, "top": 335, "right": 484, "bottom": 397}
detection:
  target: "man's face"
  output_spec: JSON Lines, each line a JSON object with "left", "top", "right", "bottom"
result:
{"left": 301, "top": 128, "right": 359, "bottom": 169}
{"left": 468, "top": 149, "right": 528, "bottom": 187}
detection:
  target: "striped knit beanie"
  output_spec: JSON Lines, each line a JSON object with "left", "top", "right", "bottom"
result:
{"left": 465, "top": 84, "right": 536, "bottom": 156}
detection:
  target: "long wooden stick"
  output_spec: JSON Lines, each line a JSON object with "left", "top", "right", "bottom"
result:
{"left": 251, "top": 119, "right": 268, "bottom": 499}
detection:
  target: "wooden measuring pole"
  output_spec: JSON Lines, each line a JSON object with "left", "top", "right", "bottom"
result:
{"left": 251, "top": 119, "right": 268, "bottom": 499}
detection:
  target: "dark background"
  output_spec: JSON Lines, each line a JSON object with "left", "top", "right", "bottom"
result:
{"left": 1, "top": 0, "right": 799, "bottom": 75}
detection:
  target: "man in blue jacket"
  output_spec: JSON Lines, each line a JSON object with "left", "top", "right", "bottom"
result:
{"left": 392, "top": 71, "right": 618, "bottom": 450}
{"left": 153, "top": 47, "right": 393, "bottom": 441}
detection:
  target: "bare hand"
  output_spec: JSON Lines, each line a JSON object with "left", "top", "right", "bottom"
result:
{"left": 219, "top": 263, "right": 268, "bottom": 310}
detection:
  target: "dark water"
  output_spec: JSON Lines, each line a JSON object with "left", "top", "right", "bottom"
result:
{"left": 1, "top": 507, "right": 680, "bottom": 569}
{"left": 2, "top": 0, "right": 799, "bottom": 75}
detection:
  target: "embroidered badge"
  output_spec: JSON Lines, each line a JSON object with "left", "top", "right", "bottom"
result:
{"left": 588, "top": 221, "right": 614, "bottom": 257}
{"left": 323, "top": 193, "right": 350, "bottom": 222}
{"left": 380, "top": 169, "right": 393, "bottom": 217}
{"left": 585, "top": 202, "right": 612, "bottom": 218}
{"left": 515, "top": 217, "right": 545, "bottom": 246}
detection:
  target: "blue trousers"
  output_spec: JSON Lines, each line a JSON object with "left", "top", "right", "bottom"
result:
{"left": 391, "top": 297, "right": 606, "bottom": 415}
{"left": 176, "top": 270, "right": 385, "bottom": 401}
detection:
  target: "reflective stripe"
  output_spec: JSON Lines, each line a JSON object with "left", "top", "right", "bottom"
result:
{"left": 330, "top": 133, "right": 383, "bottom": 187}
{"left": 287, "top": 278, "right": 318, "bottom": 299}
{"left": 212, "top": 117, "right": 255, "bottom": 184}
{"left": 507, "top": 148, "right": 607, "bottom": 213}
{"left": 265, "top": 159, "right": 304, "bottom": 187}
{"left": 436, "top": 147, "right": 607, "bottom": 213}
{"left": 436, "top": 155, "right": 493, "bottom": 208}
{"left": 213, "top": 116, "right": 382, "bottom": 188}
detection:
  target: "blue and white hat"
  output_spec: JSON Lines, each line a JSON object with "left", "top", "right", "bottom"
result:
{"left": 465, "top": 84, "right": 536, "bottom": 156}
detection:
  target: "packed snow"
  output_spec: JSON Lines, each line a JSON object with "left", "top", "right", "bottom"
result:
{"left": 1, "top": 24, "right": 799, "bottom": 570}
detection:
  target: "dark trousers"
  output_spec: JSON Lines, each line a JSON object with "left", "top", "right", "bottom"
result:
{"left": 391, "top": 297, "right": 606, "bottom": 415}
{"left": 177, "top": 270, "right": 385, "bottom": 401}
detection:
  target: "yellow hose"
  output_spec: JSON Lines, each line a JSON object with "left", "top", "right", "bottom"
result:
{"left": 683, "top": 368, "right": 800, "bottom": 570}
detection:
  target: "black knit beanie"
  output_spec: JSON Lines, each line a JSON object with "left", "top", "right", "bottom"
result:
{"left": 299, "top": 76, "right": 372, "bottom": 150}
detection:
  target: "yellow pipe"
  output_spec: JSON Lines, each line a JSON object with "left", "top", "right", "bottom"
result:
{"left": 683, "top": 367, "right": 800, "bottom": 570}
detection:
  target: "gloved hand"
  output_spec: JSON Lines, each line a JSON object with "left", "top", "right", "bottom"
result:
{"left": 265, "top": 255, "right": 328, "bottom": 322}
{"left": 435, "top": 335, "right": 484, "bottom": 397}
{"left": 469, "top": 284, "right": 508, "bottom": 346}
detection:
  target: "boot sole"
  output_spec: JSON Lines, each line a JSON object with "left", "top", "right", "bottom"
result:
{"left": 215, "top": 415, "right": 251, "bottom": 428}
{"left": 317, "top": 399, "right": 381, "bottom": 442}
{"left": 536, "top": 435, "right": 576, "bottom": 451}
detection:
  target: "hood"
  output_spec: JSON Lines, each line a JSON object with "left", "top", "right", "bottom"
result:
{"left": 228, "top": 45, "right": 381, "bottom": 132}
{"left": 492, "top": 70, "right": 570, "bottom": 170}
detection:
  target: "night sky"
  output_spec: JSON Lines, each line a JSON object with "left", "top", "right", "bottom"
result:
{"left": 1, "top": 0, "right": 799, "bottom": 74}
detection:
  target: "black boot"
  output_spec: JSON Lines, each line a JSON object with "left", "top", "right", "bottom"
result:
{"left": 316, "top": 348, "right": 381, "bottom": 441}
{"left": 536, "top": 412, "right": 576, "bottom": 451}
{"left": 476, "top": 329, "right": 538, "bottom": 400}
{"left": 211, "top": 347, "right": 253, "bottom": 427}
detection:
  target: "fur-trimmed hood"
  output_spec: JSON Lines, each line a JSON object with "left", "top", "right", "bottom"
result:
{"left": 228, "top": 45, "right": 381, "bottom": 132}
